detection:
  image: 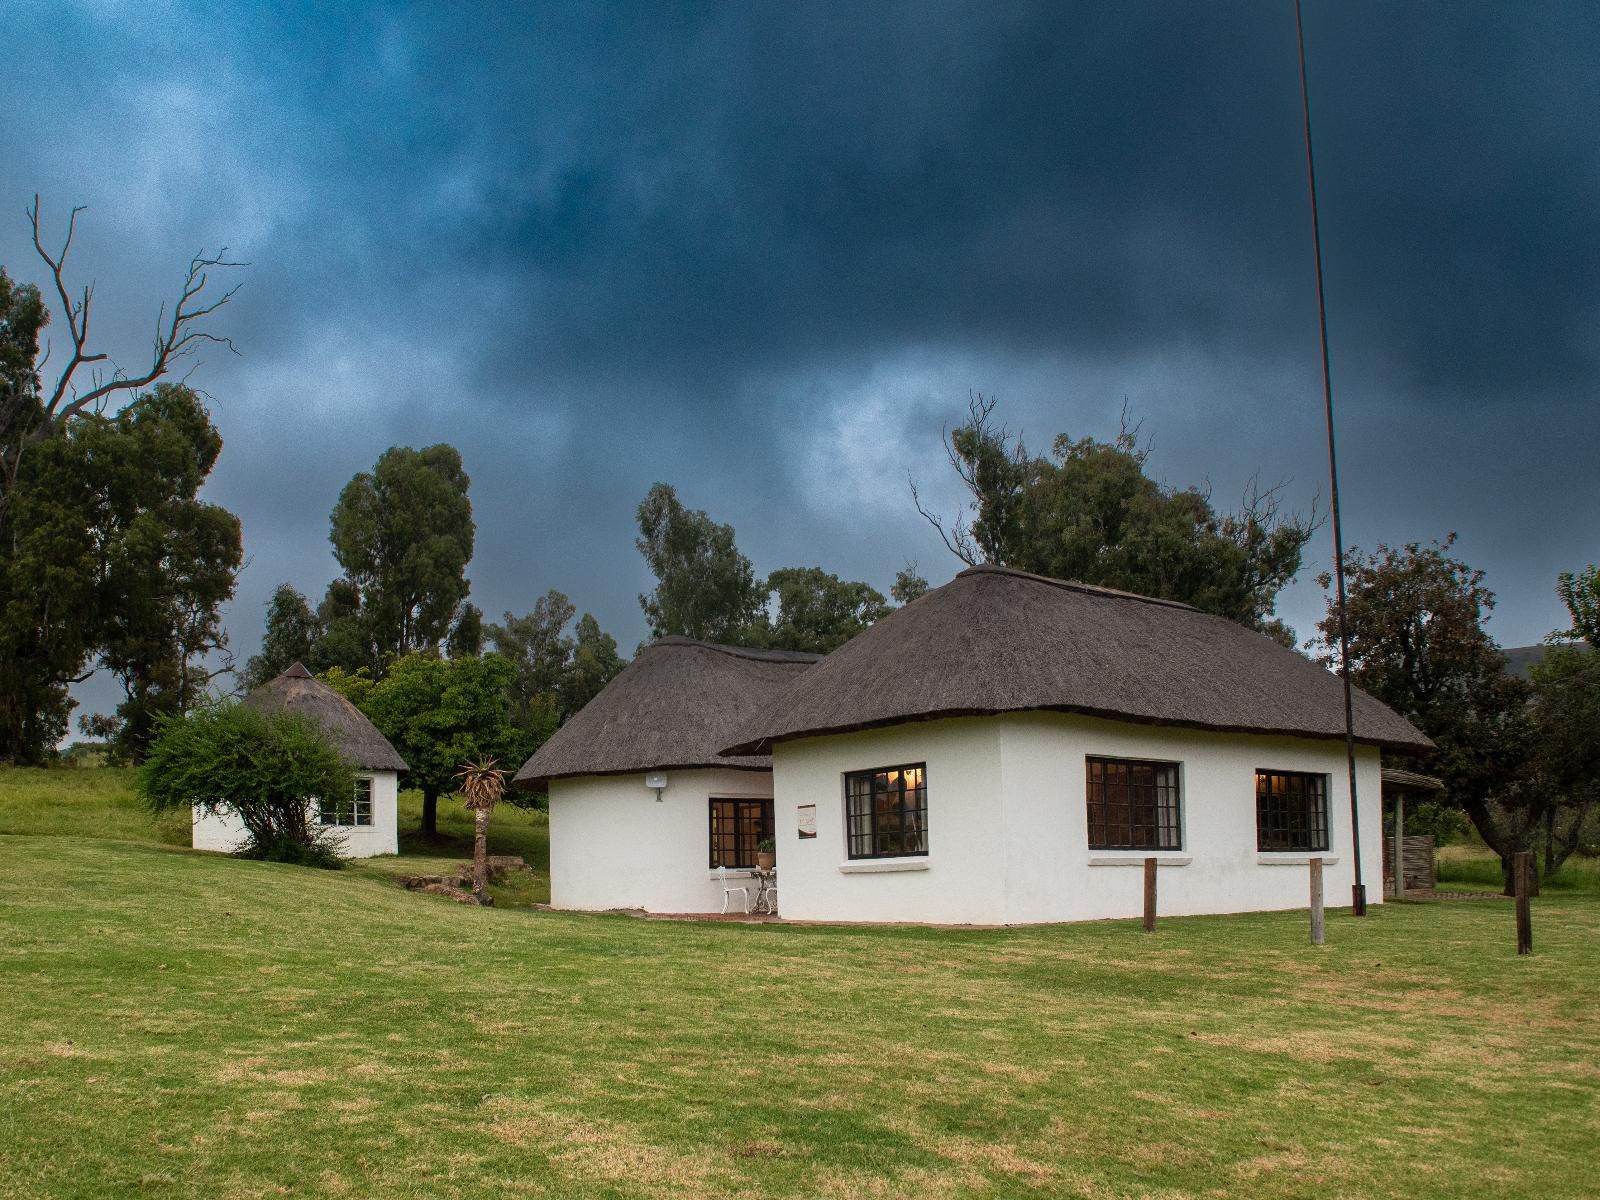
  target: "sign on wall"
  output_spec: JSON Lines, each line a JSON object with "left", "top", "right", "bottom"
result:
{"left": 796, "top": 804, "right": 817, "bottom": 839}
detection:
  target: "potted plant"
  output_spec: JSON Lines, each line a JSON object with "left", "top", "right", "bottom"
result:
{"left": 755, "top": 837, "right": 777, "bottom": 871}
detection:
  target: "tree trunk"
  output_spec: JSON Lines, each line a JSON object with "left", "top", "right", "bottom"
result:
{"left": 421, "top": 789, "right": 438, "bottom": 836}
{"left": 472, "top": 806, "right": 492, "bottom": 904}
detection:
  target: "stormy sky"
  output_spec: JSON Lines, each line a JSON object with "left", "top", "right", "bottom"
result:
{"left": 3, "top": 1, "right": 1596, "bottom": 720}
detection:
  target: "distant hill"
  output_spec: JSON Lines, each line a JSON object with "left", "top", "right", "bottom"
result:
{"left": 1503, "top": 643, "right": 1591, "bottom": 680}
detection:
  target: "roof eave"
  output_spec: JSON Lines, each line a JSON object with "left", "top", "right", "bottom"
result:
{"left": 513, "top": 758, "right": 775, "bottom": 793}
{"left": 720, "top": 704, "right": 1434, "bottom": 758}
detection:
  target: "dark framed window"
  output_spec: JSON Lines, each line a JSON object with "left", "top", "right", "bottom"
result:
{"left": 709, "top": 798, "right": 773, "bottom": 868}
{"left": 320, "top": 777, "right": 374, "bottom": 827}
{"left": 1255, "top": 770, "right": 1329, "bottom": 851}
{"left": 1085, "top": 757, "right": 1182, "bottom": 850}
{"left": 845, "top": 763, "right": 927, "bottom": 859}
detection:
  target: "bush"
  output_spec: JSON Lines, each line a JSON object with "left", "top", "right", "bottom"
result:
{"left": 139, "top": 703, "right": 353, "bottom": 869}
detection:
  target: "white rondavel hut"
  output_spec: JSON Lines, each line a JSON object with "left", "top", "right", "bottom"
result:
{"left": 191, "top": 663, "right": 408, "bottom": 857}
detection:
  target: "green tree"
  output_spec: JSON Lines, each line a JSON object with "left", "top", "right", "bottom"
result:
{"left": 325, "top": 652, "right": 524, "bottom": 837}
{"left": 891, "top": 565, "right": 930, "bottom": 605}
{"left": 328, "top": 444, "right": 474, "bottom": 670}
{"left": 447, "top": 603, "right": 484, "bottom": 659}
{"left": 560, "top": 613, "right": 626, "bottom": 716}
{"left": 0, "top": 266, "right": 46, "bottom": 468}
{"left": 636, "top": 482, "right": 766, "bottom": 642}
{"left": 758, "top": 566, "right": 890, "bottom": 654}
{"left": 139, "top": 702, "right": 351, "bottom": 867}
{"left": 1, "top": 384, "right": 241, "bottom": 762}
{"left": 0, "top": 200, "right": 241, "bottom": 764}
{"left": 489, "top": 592, "right": 626, "bottom": 724}
{"left": 913, "top": 395, "right": 1314, "bottom": 632}
{"left": 1311, "top": 537, "right": 1548, "bottom": 891}
{"left": 1555, "top": 565, "right": 1599, "bottom": 647}
{"left": 243, "top": 584, "right": 320, "bottom": 689}
{"left": 1526, "top": 643, "right": 1600, "bottom": 879}
{"left": 489, "top": 590, "right": 576, "bottom": 725}
{"left": 309, "top": 578, "right": 372, "bottom": 675}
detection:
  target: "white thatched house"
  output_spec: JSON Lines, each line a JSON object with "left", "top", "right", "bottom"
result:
{"left": 192, "top": 663, "right": 408, "bottom": 858}
{"left": 513, "top": 638, "right": 819, "bottom": 912}
{"left": 516, "top": 567, "right": 1431, "bottom": 924}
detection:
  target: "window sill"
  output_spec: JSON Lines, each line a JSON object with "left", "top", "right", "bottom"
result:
{"left": 1257, "top": 854, "right": 1339, "bottom": 866}
{"left": 839, "top": 858, "right": 930, "bottom": 874}
{"left": 1087, "top": 855, "right": 1192, "bottom": 868}
{"left": 707, "top": 869, "right": 757, "bottom": 879}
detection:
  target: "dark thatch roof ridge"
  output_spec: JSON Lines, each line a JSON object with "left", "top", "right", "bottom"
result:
{"left": 512, "top": 637, "right": 821, "bottom": 791}
{"left": 648, "top": 635, "right": 822, "bottom": 664}
{"left": 720, "top": 564, "right": 1433, "bottom": 755}
{"left": 241, "top": 663, "right": 409, "bottom": 772}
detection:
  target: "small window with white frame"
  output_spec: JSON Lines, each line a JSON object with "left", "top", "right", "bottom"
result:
{"left": 319, "top": 776, "right": 374, "bottom": 827}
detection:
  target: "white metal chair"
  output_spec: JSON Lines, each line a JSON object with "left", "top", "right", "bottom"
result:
{"left": 715, "top": 865, "right": 750, "bottom": 914}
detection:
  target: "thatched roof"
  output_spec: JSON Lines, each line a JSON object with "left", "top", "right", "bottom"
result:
{"left": 721, "top": 565, "right": 1432, "bottom": 755}
{"left": 242, "top": 663, "right": 409, "bottom": 772}
{"left": 1381, "top": 767, "right": 1445, "bottom": 793}
{"left": 511, "top": 637, "right": 820, "bottom": 791}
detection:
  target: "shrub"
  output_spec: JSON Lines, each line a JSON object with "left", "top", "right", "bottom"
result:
{"left": 138, "top": 703, "right": 354, "bottom": 868}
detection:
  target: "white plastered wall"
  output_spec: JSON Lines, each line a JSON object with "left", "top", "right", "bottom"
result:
{"left": 548, "top": 768, "right": 774, "bottom": 913}
{"left": 771, "top": 718, "right": 1007, "bottom": 925}
{"left": 769, "top": 713, "right": 1384, "bottom": 925}
{"left": 997, "top": 712, "right": 1383, "bottom": 924}
{"left": 190, "top": 770, "right": 400, "bottom": 858}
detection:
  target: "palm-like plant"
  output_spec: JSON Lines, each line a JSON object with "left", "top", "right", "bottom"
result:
{"left": 454, "top": 757, "right": 507, "bottom": 904}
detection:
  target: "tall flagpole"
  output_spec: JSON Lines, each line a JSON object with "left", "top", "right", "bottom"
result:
{"left": 1295, "top": 0, "right": 1367, "bottom": 916}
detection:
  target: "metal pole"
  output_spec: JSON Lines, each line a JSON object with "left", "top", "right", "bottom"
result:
{"left": 1295, "top": 0, "right": 1366, "bottom": 916}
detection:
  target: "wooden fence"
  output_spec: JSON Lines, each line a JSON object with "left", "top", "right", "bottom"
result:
{"left": 1382, "top": 834, "right": 1436, "bottom": 894}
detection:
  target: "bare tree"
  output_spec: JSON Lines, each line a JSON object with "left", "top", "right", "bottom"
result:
{"left": 2, "top": 197, "right": 244, "bottom": 526}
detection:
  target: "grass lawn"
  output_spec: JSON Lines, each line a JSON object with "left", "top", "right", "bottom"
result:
{"left": 2, "top": 771, "right": 1598, "bottom": 1198}
{"left": 0, "top": 766, "right": 552, "bottom": 906}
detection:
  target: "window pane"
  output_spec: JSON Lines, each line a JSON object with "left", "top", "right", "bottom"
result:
{"left": 1085, "top": 758, "right": 1182, "bottom": 850}
{"left": 709, "top": 798, "right": 773, "bottom": 868}
{"left": 845, "top": 763, "right": 928, "bottom": 859}
{"left": 1256, "top": 770, "right": 1329, "bottom": 851}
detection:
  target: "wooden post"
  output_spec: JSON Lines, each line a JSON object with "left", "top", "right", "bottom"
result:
{"left": 1392, "top": 792, "right": 1406, "bottom": 899}
{"left": 1143, "top": 857, "right": 1157, "bottom": 932}
{"left": 1514, "top": 850, "right": 1533, "bottom": 955}
{"left": 1309, "top": 857, "right": 1325, "bottom": 945}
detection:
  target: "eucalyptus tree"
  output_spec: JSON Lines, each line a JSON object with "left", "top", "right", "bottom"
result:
{"left": 0, "top": 199, "right": 242, "bottom": 763}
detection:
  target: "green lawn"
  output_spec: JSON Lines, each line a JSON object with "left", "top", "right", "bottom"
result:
{"left": 0, "top": 766, "right": 552, "bottom": 905}
{"left": 1437, "top": 843, "right": 1600, "bottom": 894}
{"left": 2, "top": 771, "right": 1598, "bottom": 1198}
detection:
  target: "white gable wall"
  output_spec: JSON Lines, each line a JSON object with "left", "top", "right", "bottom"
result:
{"left": 190, "top": 770, "right": 400, "bottom": 858}
{"left": 548, "top": 768, "right": 774, "bottom": 913}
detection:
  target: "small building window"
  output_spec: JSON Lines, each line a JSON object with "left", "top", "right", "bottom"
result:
{"left": 320, "top": 777, "right": 374, "bottom": 827}
{"left": 1256, "top": 770, "right": 1329, "bottom": 851}
{"left": 709, "top": 798, "right": 773, "bottom": 868}
{"left": 1085, "top": 757, "right": 1182, "bottom": 850}
{"left": 845, "top": 763, "right": 927, "bottom": 859}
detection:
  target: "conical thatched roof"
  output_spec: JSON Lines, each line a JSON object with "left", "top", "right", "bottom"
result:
{"left": 721, "top": 565, "right": 1432, "bottom": 755}
{"left": 512, "top": 637, "right": 819, "bottom": 791}
{"left": 242, "top": 663, "right": 409, "bottom": 772}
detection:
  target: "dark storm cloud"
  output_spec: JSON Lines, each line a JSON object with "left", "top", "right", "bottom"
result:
{"left": 1, "top": 0, "right": 1595, "bottom": 721}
